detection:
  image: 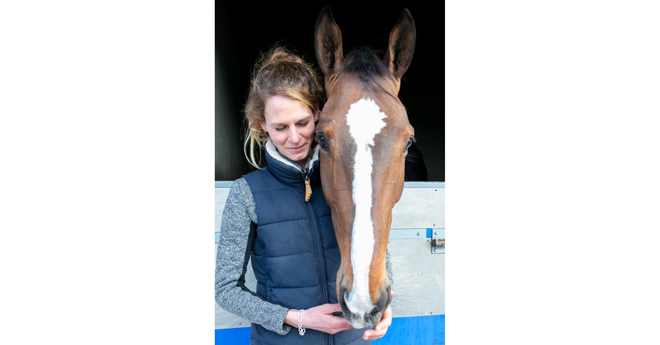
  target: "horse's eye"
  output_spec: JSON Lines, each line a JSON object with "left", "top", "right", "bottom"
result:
{"left": 404, "top": 136, "right": 414, "bottom": 153}
{"left": 316, "top": 133, "right": 329, "bottom": 152}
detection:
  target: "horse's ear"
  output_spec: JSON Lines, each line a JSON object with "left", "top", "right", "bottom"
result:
{"left": 315, "top": 6, "right": 343, "bottom": 78}
{"left": 383, "top": 9, "right": 416, "bottom": 80}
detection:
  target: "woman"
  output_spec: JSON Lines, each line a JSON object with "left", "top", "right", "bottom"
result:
{"left": 215, "top": 47, "right": 393, "bottom": 344}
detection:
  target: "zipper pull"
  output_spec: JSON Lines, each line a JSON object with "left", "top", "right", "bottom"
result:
{"left": 304, "top": 176, "right": 312, "bottom": 202}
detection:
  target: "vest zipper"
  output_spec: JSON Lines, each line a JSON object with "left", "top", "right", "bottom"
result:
{"left": 303, "top": 168, "right": 313, "bottom": 202}
{"left": 304, "top": 176, "right": 312, "bottom": 202}
{"left": 305, "top": 199, "right": 331, "bottom": 345}
{"left": 304, "top": 185, "right": 328, "bottom": 302}
{"left": 304, "top": 174, "right": 329, "bottom": 295}
{"left": 303, "top": 169, "right": 331, "bottom": 345}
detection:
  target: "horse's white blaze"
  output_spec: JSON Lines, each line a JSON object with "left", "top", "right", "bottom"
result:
{"left": 344, "top": 98, "right": 387, "bottom": 317}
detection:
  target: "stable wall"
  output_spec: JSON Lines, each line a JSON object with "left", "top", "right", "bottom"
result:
{"left": 215, "top": 181, "right": 446, "bottom": 344}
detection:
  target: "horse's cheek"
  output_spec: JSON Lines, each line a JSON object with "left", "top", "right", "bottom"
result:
{"left": 390, "top": 161, "right": 406, "bottom": 203}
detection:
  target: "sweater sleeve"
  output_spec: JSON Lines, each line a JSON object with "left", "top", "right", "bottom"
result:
{"left": 215, "top": 178, "right": 292, "bottom": 335}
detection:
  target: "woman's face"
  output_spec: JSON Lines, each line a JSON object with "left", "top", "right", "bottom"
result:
{"left": 260, "top": 95, "right": 319, "bottom": 168}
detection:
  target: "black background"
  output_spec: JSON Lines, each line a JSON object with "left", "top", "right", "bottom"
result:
{"left": 216, "top": 0, "right": 445, "bottom": 181}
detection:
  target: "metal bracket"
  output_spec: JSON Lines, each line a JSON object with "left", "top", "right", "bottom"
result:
{"left": 389, "top": 228, "right": 433, "bottom": 240}
{"left": 431, "top": 229, "right": 445, "bottom": 254}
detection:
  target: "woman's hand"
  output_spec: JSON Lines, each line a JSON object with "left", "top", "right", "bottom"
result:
{"left": 285, "top": 303, "right": 353, "bottom": 335}
{"left": 362, "top": 290, "right": 394, "bottom": 341}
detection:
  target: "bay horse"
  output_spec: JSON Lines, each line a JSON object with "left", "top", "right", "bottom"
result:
{"left": 314, "top": 7, "right": 416, "bottom": 328}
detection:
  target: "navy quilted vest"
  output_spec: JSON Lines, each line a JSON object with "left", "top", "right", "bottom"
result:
{"left": 243, "top": 142, "right": 370, "bottom": 345}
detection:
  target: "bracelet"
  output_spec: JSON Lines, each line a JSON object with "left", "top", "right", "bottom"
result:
{"left": 298, "top": 309, "right": 306, "bottom": 336}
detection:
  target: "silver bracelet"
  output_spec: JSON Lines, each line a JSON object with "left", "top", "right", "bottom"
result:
{"left": 298, "top": 309, "right": 306, "bottom": 336}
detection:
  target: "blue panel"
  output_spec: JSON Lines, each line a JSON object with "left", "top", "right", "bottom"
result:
{"left": 214, "top": 315, "right": 444, "bottom": 345}
{"left": 215, "top": 327, "right": 250, "bottom": 345}
{"left": 215, "top": 233, "right": 220, "bottom": 244}
{"left": 216, "top": 180, "right": 445, "bottom": 189}
{"left": 376, "top": 315, "right": 445, "bottom": 345}
{"left": 215, "top": 181, "right": 233, "bottom": 188}
{"left": 389, "top": 228, "right": 440, "bottom": 239}
{"left": 403, "top": 181, "right": 445, "bottom": 188}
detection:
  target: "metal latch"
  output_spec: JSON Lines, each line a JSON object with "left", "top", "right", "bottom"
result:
{"left": 387, "top": 228, "right": 445, "bottom": 254}
{"left": 431, "top": 229, "right": 445, "bottom": 254}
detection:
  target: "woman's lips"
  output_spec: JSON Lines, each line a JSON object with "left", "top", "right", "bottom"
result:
{"left": 287, "top": 144, "right": 306, "bottom": 151}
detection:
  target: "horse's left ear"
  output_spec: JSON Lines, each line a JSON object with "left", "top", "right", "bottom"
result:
{"left": 383, "top": 9, "right": 416, "bottom": 80}
{"left": 315, "top": 6, "right": 344, "bottom": 79}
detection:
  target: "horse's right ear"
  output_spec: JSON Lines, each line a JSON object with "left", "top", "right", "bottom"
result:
{"left": 383, "top": 9, "right": 416, "bottom": 80}
{"left": 315, "top": 6, "right": 343, "bottom": 78}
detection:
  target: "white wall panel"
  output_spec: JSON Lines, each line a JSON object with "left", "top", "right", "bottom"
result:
{"left": 215, "top": 182, "right": 445, "bottom": 329}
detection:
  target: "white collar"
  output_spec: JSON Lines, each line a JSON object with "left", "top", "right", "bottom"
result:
{"left": 265, "top": 140, "right": 320, "bottom": 172}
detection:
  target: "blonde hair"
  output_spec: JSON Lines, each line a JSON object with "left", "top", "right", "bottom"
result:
{"left": 243, "top": 47, "right": 325, "bottom": 169}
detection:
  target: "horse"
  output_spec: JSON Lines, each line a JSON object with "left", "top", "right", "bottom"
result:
{"left": 314, "top": 6, "right": 416, "bottom": 328}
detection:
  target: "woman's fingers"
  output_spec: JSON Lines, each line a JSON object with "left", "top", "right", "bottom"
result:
{"left": 302, "top": 304, "right": 352, "bottom": 334}
{"left": 363, "top": 324, "right": 389, "bottom": 341}
{"left": 325, "top": 303, "right": 344, "bottom": 314}
{"left": 363, "top": 326, "right": 388, "bottom": 340}
{"left": 376, "top": 305, "right": 393, "bottom": 328}
{"left": 331, "top": 316, "right": 353, "bottom": 330}
{"left": 324, "top": 303, "right": 352, "bottom": 328}
{"left": 363, "top": 305, "right": 393, "bottom": 340}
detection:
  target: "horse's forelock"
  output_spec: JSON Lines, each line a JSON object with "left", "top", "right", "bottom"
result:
{"left": 338, "top": 48, "right": 398, "bottom": 100}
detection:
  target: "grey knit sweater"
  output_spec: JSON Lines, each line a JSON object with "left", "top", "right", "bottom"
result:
{"left": 215, "top": 177, "right": 394, "bottom": 335}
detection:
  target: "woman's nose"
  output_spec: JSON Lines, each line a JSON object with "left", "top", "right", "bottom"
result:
{"left": 289, "top": 129, "right": 300, "bottom": 144}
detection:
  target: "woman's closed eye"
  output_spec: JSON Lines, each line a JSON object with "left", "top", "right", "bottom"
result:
{"left": 275, "top": 121, "right": 308, "bottom": 131}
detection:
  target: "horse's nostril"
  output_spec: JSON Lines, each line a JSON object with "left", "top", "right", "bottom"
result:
{"left": 375, "top": 285, "right": 392, "bottom": 310}
{"left": 338, "top": 287, "right": 350, "bottom": 316}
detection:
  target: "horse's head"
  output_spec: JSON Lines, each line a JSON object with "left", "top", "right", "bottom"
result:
{"left": 314, "top": 6, "right": 416, "bottom": 328}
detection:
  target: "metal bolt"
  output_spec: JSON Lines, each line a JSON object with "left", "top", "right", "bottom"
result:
{"left": 431, "top": 239, "right": 445, "bottom": 248}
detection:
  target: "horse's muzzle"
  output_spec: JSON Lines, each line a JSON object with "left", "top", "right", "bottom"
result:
{"left": 339, "top": 284, "right": 392, "bottom": 328}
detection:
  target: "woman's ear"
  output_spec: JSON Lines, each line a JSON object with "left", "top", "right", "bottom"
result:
{"left": 259, "top": 118, "right": 267, "bottom": 132}
{"left": 313, "top": 106, "right": 320, "bottom": 122}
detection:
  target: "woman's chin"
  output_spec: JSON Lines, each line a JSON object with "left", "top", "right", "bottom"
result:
{"left": 285, "top": 148, "right": 309, "bottom": 166}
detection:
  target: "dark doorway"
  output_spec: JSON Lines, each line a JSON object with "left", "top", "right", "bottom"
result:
{"left": 216, "top": 1, "right": 445, "bottom": 181}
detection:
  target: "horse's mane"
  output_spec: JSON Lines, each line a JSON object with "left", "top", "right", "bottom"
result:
{"left": 338, "top": 47, "right": 398, "bottom": 99}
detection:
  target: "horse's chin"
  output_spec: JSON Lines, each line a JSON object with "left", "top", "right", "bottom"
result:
{"left": 347, "top": 318, "right": 370, "bottom": 329}
{"left": 343, "top": 309, "right": 386, "bottom": 329}
{"left": 340, "top": 285, "right": 392, "bottom": 329}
